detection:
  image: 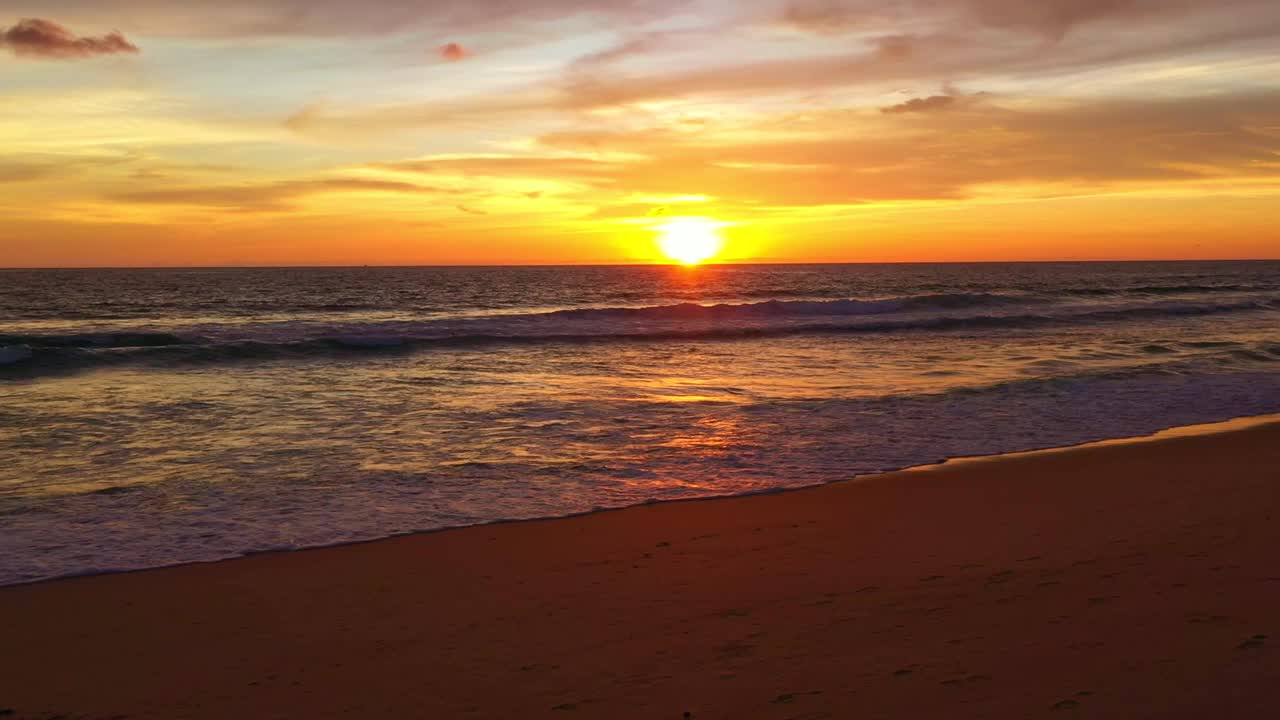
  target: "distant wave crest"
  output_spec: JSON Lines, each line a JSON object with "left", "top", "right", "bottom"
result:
{"left": 547, "top": 293, "right": 1034, "bottom": 320}
{"left": 3, "top": 293, "right": 1275, "bottom": 378}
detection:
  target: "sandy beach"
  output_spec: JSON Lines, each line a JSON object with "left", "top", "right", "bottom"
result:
{"left": 4, "top": 418, "right": 1280, "bottom": 719}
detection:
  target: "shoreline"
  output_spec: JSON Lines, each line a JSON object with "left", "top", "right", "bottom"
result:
{"left": 5, "top": 413, "right": 1277, "bottom": 591}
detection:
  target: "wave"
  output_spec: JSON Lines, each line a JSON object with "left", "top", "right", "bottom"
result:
{"left": 1063, "top": 284, "right": 1275, "bottom": 297}
{"left": 0, "top": 332, "right": 191, "bottom": 349}
{"left": 3, "top": 294, "right": 1275, "bottom": 378}
{"left": 0, "top": 345, "right": 34, "bottom": 366}
{"left": 547, "top": 292, "right": 1037, "bottom": 320}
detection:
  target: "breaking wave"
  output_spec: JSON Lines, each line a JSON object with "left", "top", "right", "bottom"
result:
{"left": 3, "top": 293, "right": 1276, "bottom": 378}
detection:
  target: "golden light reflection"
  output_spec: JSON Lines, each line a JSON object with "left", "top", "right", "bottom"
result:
{"left": 659, "top": 416, "right": 745, "bottom": 453}
{"left": 655, "top": 218, "right": 725, "bottom": 265}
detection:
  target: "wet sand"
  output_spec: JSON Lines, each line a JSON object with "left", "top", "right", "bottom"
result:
{"left": 4, "top": 418, "right": 1280, "bottom": 719}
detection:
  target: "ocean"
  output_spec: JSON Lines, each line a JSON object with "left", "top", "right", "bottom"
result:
{"left": 2, "top": 261, "right": 1279, "bottom": 585}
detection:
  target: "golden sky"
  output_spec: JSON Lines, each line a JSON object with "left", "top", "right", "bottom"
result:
{"left": 2, "top": 1, "right": 1278, "bottom": 266}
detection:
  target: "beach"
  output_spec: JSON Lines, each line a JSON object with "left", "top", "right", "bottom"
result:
{"left": 4, "top": 417, "right": 1279, "bottom": 719}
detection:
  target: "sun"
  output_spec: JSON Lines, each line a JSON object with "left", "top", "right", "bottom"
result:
{"left": 656, "top": 218, "right": 725, "bottom": 266}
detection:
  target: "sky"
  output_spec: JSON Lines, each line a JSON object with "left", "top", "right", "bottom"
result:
{"left": 1, "top": 0, "right": 1278, "bottom": 266}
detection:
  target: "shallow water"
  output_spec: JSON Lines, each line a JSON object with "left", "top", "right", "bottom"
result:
{"left": 3, "top": 261, "right": 1279, "bottom": 584}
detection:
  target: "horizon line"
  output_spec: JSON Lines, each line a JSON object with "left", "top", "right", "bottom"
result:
{"left": 3, "top": 258, "right": 1279, "bottom": 271}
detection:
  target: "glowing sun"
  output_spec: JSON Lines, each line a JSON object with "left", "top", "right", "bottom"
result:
{"left": 656, "top": 219, "right": 725, "bottom": 265}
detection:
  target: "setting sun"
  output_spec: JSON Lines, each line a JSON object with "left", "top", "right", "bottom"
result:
{"left": 656, "top": 219, "right": 725, "bottom": 266}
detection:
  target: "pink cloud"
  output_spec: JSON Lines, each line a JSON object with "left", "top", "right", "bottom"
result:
{"left": 440, "top": 42, "right": 469, "bottom": 62}
{"left": 0, "top": 18, "right": 138, "bottom": 59}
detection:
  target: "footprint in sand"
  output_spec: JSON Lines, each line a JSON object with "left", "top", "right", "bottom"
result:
{"left": 941, "top": 674, "right": 992, "bottom": 687}
{"left": 1239, "top": 634, "right": 1268, "bottom": 650}
{"left": 718, "top": 641, "right": 756, "bottom": 658}
{"left": 770, "top": 690, "right": 824, "bottom": 704}
{"left": 1186, "top": 612, "right": 1230, "bottom": 625}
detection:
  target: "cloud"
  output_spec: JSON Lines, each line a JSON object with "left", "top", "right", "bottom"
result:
{"left": 0, "top": 152, "right": 144, "bottom": 183}
{"left": 111, "top": 178, "right": 458, "bottom": 211}
{"left": 0, "top": 162, "right": 61, "bottom": 183}
{"left": 777, "top": 0, "right": 903, "bottom": 33}
{"left": 0, "top": 0, "right": 694, "bottom": 37}
{"left": 882, "top": 94, "right": 956, "bottom": 114}
{"left": 553, "top": 32, "right": 978, "bottom": 110}
{"left": 570, "top": 34, "right": 661, "bottom": 70}
{"left": 275, "top": 0, "right": 1279, "bottom": 136}
{"left": 375, "top": 156, "right": 623, "bottom": 181}
{"left": 285, "top": 94, "right": 553, "bottom": 136}
{"left": 561, "top": 0, "right": 1279, "bottom": 111}
{"left": 456, "top": 204, "right": 488, "bottom": 215}
{"left": 0, "top": 18, "right": 139, "bottom": 59}
{"left": 440, "top": 42, "right": 469, "bottom": 62}
{"left": 567, "top": 29, "right": 710, "bottom": 71}
{"left": 947, "top": 0, "right": 1158, "bottom": 38}
{"left": 882, "top": 87, "right": 988, "bottom": 114}
{"left": 521, "top": 90, "right": 1280, "bottom": 206}
{"left": 777, "top": 0, "right": 1252, "bottom": 39}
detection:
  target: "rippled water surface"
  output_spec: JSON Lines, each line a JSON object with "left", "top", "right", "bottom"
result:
{"left": 3, "top": 262, "right": 1279, "bottom": 584}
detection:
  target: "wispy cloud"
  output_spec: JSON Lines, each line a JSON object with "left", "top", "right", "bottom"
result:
{"left": 778, "top": 0, "right": 1270, "bottom": 39}
{"left": 111, "top": 178, "right": 458, "bottom": 211}
{"left": 526, "top": 90, "right": 1280, "bottom": 204}
{"left": 282, "top": 0, "right": 1278, "bottom": 135}
{"left": 0, "top": 0, "right": 694, "bottom": 37}
{"left": 6, "top": 0, "right": 1280, "bottom": 265}
{"left": 882, "top": 86, "right": 988, "bottom": 114}
{"left": 0, "top": 161, "right": 62, "bottom": 183}
{"left": 375, "top": 156, "right": 623, "bottom": 181}
{"left": 0, "top": 151, "right": 144, "bottom": 183}
{"left": 882, "top": 94, "right": 957, "bottom": 114}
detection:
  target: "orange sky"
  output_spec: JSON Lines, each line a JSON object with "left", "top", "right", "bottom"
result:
{"left": 1, "top": 1, "right": 1278, "bottom": 266}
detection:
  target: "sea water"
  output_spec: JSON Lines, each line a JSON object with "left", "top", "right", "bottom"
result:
{"left": 2, "top": 261, "right": 1278, "bottom": 584}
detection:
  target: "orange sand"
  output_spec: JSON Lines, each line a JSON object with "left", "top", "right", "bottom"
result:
{"left": 4, "top": 419, "right": 1280, "bottom": 719}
